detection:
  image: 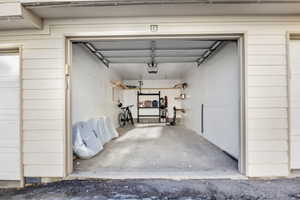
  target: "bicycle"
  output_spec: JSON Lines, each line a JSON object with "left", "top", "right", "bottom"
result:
{"left": 118, "top": 103, "right": 134, "bottom": 127}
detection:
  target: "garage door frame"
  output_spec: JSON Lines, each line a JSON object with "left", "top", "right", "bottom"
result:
{"left": 0, "top": 44, "right": 24, "bottom": 187}
{"left": 65, "top": 34, "right": 247, "bottom": 177}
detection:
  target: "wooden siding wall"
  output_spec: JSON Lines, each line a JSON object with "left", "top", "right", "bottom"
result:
{"left": 0, "top": 37, "right": 66, "bottom": 177}
{"left": 22, "top": 38, "right": 65, "bottom": 177}
{"left": 247, "top": 35, "right": 289, "bottom": 176}
{"left": 0, "top": 16, "right": 298, "bottom": 178}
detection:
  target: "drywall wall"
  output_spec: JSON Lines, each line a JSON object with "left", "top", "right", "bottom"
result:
{"left": 183, "top": 42, "right": 240, "bottom": 159}
{"left": 72, "top": 44, "right": 122, "bottom": 128}
{"left": 123, "top": 80, "right": 182, "bottom": 119}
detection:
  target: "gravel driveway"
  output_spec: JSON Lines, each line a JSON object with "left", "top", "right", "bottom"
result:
{"left": 0, "top": 179, "right": 300, "bottom": 200}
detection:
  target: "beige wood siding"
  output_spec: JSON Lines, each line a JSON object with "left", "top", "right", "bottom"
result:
{"left": 0, "top": 16, "right": 299, "bottom": 178}
{"left": 21, "top": 38, "right": 65, "bottom": 177}
{"left": 247, "top": 33, "right": 289, "bottom": 176}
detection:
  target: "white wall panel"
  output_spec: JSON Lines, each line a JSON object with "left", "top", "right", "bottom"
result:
{"left": 72, "top": 44, "right": 122, "bottom": 128}
{"left": 183, "top": 42, "right": 240, "bottom": 159}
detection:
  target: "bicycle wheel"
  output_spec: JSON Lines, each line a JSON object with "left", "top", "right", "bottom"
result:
{"left": 128, "top": 110, "right": 134, "bottom": 125}
{"left": 118, "top": 113, "right": 126, "bottom": 127}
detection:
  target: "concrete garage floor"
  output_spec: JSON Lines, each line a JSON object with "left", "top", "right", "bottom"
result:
{"left": 72, "top": 125, "right": 241, "bottom": 179}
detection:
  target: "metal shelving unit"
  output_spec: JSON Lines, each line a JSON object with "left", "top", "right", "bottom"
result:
{"left": 137, "top": 91, "right": 161, "bottom": 123}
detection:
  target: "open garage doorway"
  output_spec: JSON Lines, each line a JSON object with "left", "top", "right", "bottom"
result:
{"left": 65, "top": 35, "right": 245, "bottom": 179}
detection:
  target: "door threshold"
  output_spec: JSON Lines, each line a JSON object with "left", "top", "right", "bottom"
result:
{"left": 68, "top": 171, "right": 247, "bottom": 180}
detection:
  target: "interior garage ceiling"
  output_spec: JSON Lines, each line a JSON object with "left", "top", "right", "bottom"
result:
{"left": 111, "top": 63, "right": 196, "bottom": 80}
{"left": 77, "top": 39, "right": 224, "bottom": 80}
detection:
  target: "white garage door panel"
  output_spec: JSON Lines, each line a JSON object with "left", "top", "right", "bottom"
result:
{"left": 0, "top": 53, "right": 20, "bottom": 180}
{"left": 0, "top": 172, "right": 19, "bottom": 180}
{"left": 0, "top": 154, "right": 20, "bottom": 169}
{"left": 290, "top": 40, "right": 300, "bottom": 169}
{"left": 0, "top": 109, "right": 19, "bottom": 121}
{"left": 0, "top": 89, "right": 20, "bottom": 108}
{"left": 0, "top": 147, "right": 19, "bottom": 153}
{"left": 0, "top": 80, "right": 19, "bottom": 88}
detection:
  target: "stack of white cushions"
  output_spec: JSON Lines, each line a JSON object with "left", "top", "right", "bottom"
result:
{"left": 72, "top": 116, "right": 119, "bottom": 159}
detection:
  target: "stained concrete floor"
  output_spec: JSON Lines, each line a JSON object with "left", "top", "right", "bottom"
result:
{"left": 72, "top": 125, "right": 240, "bottom": 179}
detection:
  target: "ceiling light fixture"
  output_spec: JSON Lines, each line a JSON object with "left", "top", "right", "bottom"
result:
{"left": 147, "top": 62, "right": 158, "bottom": 74}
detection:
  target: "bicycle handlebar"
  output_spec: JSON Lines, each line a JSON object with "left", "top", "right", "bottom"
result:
{"left": 121, "top": 105, "right": 134, "bottom": 109}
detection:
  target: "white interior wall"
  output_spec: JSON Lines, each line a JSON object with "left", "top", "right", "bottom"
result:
{"left": 123, "top": 80, "right": 182, "bottom": 119}
{"left": 183, "top": 42, "right": 240, "bottom": 159}
{"left": 72, "top": 44, "right": 122, "bottom": 128}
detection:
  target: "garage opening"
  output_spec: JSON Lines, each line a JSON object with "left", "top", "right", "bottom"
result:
{"left": 67, "top": 36, "right": 245, "bottom": 179}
